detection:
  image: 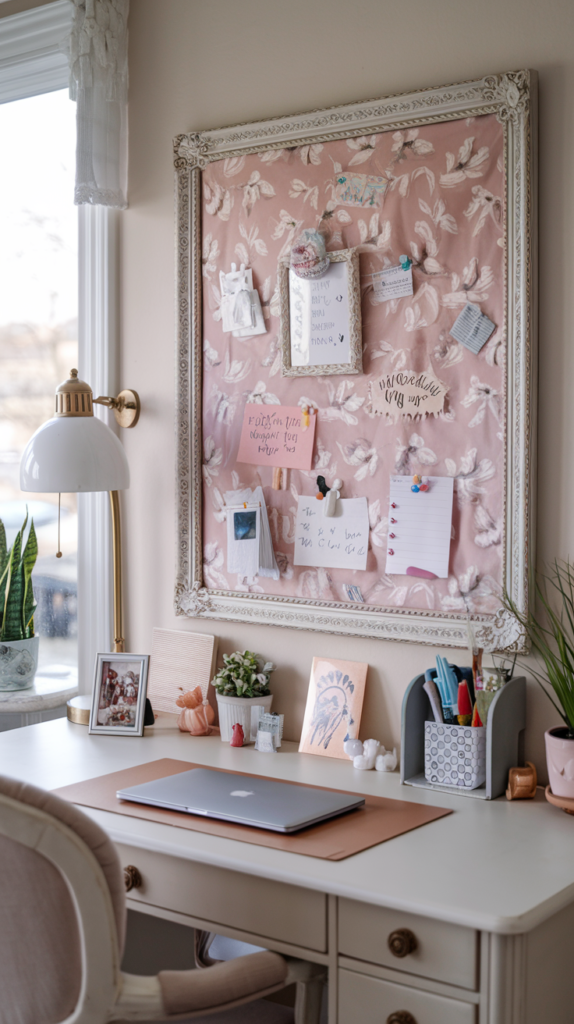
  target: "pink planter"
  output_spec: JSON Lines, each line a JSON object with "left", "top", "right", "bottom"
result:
{"left": 545, "top": 728, "right": 574, "bottom": 798}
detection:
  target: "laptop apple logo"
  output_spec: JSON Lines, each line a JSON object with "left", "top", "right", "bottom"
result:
{"left": 230, "top": 790, "right": 254, "bottom": 798}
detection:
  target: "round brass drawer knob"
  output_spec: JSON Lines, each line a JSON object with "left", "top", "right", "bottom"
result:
{"left": 388, "top": 928, "right": 418, "bottom": 958}
{"left": 387, "top": 1012, "right": 417, "bottom": 1024}
{"left": 124, "top": 865, "right": 143, "bottom": 892}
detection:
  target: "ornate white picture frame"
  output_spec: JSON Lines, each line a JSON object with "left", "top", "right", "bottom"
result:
{"left": 173, "top": 70, "right": 537, "bottom": 651}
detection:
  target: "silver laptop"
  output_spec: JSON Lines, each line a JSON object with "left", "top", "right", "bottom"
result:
{"left": 117, "top": 767, "right": 364, "bottom": 833}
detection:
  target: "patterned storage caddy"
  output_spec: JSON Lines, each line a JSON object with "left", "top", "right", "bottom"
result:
{"left": 424, "top": 721, "right": 487, "bottom": 790}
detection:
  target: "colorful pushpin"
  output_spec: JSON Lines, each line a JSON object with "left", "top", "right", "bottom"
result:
{"left": 388, "top": 548, "right": 394, "bottom": 555}
{"left": 412, "top": 474, "right": 421, "bottom": 484}
{"left": 301, "top": 404, "right": 310, "bottom": 428}
{"left": 316, "top": 475, "right": 330, "bottom": 500}
{"left": 389, "top": 533, "right": 395, "bottom": 539}
{"left": 411, "top": 484, "right": 420, "bottom": 492}
{"left": 399, "top": 254, "right": 412, "bottom": 271}
{"left": 419, "top": 476, "right": 430, "bottom": 492}
{"left": 391, "top": 503, "right": 397, "bottom": 509}
{"left": 391, "top": 517, "right": 397, "bottom": 524}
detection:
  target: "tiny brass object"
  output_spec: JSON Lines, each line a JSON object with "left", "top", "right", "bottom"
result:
{"left": 387, "top": 1012, "right": 418, "bottom": 1024}
{"left": 388, "top": 928, "right": 418, "bottom": 958}
{"left": 124, "top": 865, "right": 143, "bottom": 892}
{"left": 506, "top": 761, "right": 538, "bottom": 800}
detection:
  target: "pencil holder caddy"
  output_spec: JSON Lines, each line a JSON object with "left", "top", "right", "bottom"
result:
{"left": 424, "top": 721, "right": 486, "bottom": 790}
{"left": 401, "top": 673, "right": 526, "bottom": 800}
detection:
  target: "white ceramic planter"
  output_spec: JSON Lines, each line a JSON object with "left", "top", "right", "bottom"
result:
{"left": 0, "top": 636, "right": 39, "bottom": 691}
{"left": 216, "top": 692, "right": 273, "bottom": 744}
{"left": 545, "top": 727, "right": 574, "bottom": 799}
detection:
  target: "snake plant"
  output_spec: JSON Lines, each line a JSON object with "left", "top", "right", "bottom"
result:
{"left": 0, "top": 511, "right": 38, "bottom": 642}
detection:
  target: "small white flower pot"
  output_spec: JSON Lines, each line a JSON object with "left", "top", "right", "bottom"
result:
{"left": 216, "top": 692, "right": 273, "bottom": 744}
{"left": 0, "top": 636, "right": 39, "bottom": 691}
{"left": 545, "top": 727, "right": 574, "bottom": 799}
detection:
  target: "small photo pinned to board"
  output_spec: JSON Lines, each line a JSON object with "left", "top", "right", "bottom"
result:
{"left": 299, "top": 657, "right": 368, "bottom": 761}
{"left": 234, "top": 508, "right": 257, "bottom": 540}
{"left": 89, "top": 652, "right": 150, "bottom": 736}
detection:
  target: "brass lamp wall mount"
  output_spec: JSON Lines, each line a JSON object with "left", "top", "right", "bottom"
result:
{"left": 55, "top": 369, "right": 141, "bottom": 429}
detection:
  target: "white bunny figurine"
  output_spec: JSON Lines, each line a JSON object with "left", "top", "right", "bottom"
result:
{"left": 375, "top": 747, "right": 398, "bottom": 772}
{"left": 353, "top": 738, "right": 380, "bottom": 770}
{"left": 343, "top": 738, "right": 363, "bottom": 759}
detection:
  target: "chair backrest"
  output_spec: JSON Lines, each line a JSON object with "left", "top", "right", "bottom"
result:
{"left": 0, "top": 775, "right": 127, "bottom": 1024}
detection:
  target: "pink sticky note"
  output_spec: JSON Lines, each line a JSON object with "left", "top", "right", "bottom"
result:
{"left": 236, "top": 405, "right": 316, "bottom": 470}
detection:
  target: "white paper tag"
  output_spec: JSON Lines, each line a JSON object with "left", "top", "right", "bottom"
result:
{"left": 372, "top": 264, "right": 414, "bottom": 302}
{"left": 449, "top": 303, "right": 496, "bottom": 354}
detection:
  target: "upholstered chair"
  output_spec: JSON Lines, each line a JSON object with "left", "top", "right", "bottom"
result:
{"left": 0, "top": 775, "right": 325, "bottom": 1024}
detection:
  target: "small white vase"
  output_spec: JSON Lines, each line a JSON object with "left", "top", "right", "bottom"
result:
{"left": 545, "top": 727, "right": 574, "bottom": 799}
{"left": 0, "top": 636, "right": 39, "bottom": 691}
{"left": 216, "top": 693, "right": 273, "bottom": 743}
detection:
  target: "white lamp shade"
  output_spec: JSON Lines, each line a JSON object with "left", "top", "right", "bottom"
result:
{"left": 20, "top": 416, "right": 130, "bottom": 493}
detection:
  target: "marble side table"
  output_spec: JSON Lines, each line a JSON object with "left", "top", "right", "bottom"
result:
{"left": 0, "top": 666, "right": 78, "bottom": 732}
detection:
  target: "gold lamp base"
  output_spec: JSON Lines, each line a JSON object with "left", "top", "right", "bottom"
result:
{"left": 67, "top": 695, "right": 91, "bottom": 725}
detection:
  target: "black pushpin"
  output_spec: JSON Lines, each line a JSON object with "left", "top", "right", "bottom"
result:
{"left": 316, "top": 475, "right": 331, "bottom": 500}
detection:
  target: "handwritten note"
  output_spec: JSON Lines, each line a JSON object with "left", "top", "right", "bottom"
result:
{"left": 294, "top": 497, "right": 369, "bottom": 571}
{"left": 236, "top": 405, "right": 316, "bottom": 470}
{"left": 289, "top": 262, "right": 350, "bottom": 367}
{"left": 370, "top": 370, "right": 447, "bottom": 420}
{"left": 385, "top": 476, "right": 454, "bottom": 579}
{"left": 334, "top": 172, "right": 389, "bottom": 208}
{"left": 372, "top": 264, "right": 414, "bottom": 302}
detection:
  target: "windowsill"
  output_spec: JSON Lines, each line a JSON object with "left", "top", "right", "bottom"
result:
{"left": 0, "top": 665, "right": 78, "bottom": 712}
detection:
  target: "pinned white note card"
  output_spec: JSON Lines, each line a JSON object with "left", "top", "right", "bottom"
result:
{"left": 450, "top": 302, "right": 496, "bottom": 354}
{"left": 289, "top": 262, "right": 350, "bottom": 366}
{"left": 385, "top": 476, "right": 454, "bottom": 579}
{"left": 294, "top": 496, "right": 369, "bottom": 571}
{"left": 372, "top": 264, "right": 414, "bottom": 303}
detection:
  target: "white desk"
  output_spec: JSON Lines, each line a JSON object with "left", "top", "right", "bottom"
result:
{"left": 1, "top": 719, "right": 573, "bottom": 1024}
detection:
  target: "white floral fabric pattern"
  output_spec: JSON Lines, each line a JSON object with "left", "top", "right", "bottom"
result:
{"left": 201, "top": 114, "right": 505, "bottom": 612}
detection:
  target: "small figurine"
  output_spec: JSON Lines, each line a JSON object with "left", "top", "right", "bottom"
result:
{"left": 344, "top": 737, "right": 398, "bottom": 772}
{"left": 175, "top": 685, "right": 215, "bottom": 736}
{"left": 230, "top": 723, "right": 245, "bottom": 747}
{"left": 375, "top": 747, "right": 398, "bottom": 772}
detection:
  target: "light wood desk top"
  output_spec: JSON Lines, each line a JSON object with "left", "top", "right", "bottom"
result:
{"left": 0, "top": 718, "right": 573, "bottom": 936}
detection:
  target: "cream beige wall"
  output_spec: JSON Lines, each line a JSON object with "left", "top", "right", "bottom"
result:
{"left": 4, "top": 0, "right": 567, "bottom": 772}
{"left": 120, "top": 0, "right": 574, "bottom": 776}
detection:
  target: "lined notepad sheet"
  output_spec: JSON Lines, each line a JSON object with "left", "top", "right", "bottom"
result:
{"left": 385, "top": 476, "right": 454, "bottom": 578}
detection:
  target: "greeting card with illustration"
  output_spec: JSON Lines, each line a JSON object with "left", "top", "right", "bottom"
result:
{"left": 299, "top": 657, "right": 368, "bottom": 761}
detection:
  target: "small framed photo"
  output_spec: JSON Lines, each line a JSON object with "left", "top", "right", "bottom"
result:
{"left": 279, "top": 248, "right": 362, "bottom": 377}
{"left": 89, "top": 653, "right": 150, "bottom": 736}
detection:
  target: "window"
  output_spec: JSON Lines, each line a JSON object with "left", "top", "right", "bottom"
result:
{"left": 0, "top": 1, "right": 116, "bottom": 697}
{"left": 0, "top": 88, "right": 78, "bottom": 672}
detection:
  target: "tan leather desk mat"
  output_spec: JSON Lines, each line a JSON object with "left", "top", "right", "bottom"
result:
{"left": 54, "top": 758, "right": 452, "bottom": 861}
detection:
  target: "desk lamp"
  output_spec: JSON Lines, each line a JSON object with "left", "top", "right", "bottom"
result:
{"left": 20, "top": 369, "right": 140, "bottom": 690}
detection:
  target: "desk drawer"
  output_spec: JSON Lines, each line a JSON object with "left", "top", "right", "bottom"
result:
{"left": 338, "top": 900, "right": 477, "bottom": 990}
{"left": 116, "top": 844, "right": 327, "bottom": 952}
{"left": 339, "top": 968, "right": 476, "bottom": 1024}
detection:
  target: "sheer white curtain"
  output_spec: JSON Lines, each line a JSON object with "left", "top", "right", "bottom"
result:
{"left": 66, "top": 0, "right": 129, "bottom": 209}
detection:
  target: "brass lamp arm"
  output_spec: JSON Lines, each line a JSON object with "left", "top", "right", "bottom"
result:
{"left": 93, "top": 389, "right": 140, "bottom": 429}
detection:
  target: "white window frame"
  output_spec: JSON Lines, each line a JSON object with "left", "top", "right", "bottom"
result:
{"left": 0, "top": 0, "right": 115, "bottom": 692}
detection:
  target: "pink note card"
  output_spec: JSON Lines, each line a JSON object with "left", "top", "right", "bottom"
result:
{"left": 236, "top": 405, "right": 316, "bottom": 470}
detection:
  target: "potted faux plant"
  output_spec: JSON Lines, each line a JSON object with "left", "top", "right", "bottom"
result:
{"left": 0, "top": 512, "right": 39, "bottom": 691}
{"left": 212, "top": 650, "right": 274, "bottom": 743}
{"left": 503, "top": 559, "right": 574, "bottom": 798}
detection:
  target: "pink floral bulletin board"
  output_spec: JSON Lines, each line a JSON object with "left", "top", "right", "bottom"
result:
{"left": 174, "top": 72, "right": 537, "bottom": 649}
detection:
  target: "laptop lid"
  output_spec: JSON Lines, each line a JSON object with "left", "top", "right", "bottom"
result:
{"left": 117, "top": 767, "right": 364, "bottom": 833}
